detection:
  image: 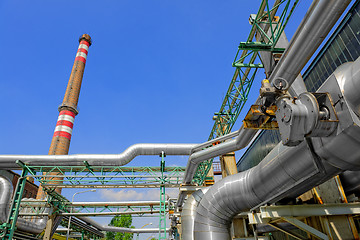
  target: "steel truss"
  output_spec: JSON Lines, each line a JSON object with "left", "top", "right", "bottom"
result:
{"left": 0, "top": 161, "right": 180, "bottom": 239}
{"left": 22, "top": 165, "right": 185, "bottom": 189}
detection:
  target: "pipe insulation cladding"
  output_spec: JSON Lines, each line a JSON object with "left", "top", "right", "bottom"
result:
{"left": 0, "top": 175, "right": 13, "bottom": 223}
{"left": 0, "top": 176, "right": 50, "bottom": 234}
{"left": 0, "top": 143, "right": 196, "bottom": 169}
{"left": 268, "top": 0, "right": 351, "bottom": 87}
{"left": 180, "top": 188, "right": 208, "bottom": 240}
{"left": 192, "top": 56, "right": 360, "bottom": 239}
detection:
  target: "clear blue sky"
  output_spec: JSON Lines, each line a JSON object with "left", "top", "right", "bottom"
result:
{"left": 0, "top": 0, "right": 352, "bottom": 239}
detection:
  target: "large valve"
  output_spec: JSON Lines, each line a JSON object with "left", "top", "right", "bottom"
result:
{"left": 275, "top": 92, "right": 338, "bottom": 146}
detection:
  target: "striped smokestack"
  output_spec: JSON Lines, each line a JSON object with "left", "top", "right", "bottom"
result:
{"left": 37, "top": 34, "right": 92, "bottom": 199}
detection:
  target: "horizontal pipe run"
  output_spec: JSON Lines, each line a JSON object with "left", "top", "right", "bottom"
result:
{"left": 70, "top": 201, "right": 167, "bottom": 206}
{"left": 32, "top": 174, "right": 184, "bottom": 178}
{"left": 76, "top": 216, "right": 171, "bottom": 233}
{"left": 0, "top": 143, "right": 197, "bottom": 169}
{"left": 60, "top": 210, "right": 160, "bottom": 216}
{"left": 20, "top": 201, "right": 167, "bottom": 208}
{"left": 19, "top": 213, "right": 50, "bottom": 216}
{"left": 40, "top": 184, "right": 181, "bottom": 188}
{"left": 260, "top": 203, "right": 360, "bottom": 218}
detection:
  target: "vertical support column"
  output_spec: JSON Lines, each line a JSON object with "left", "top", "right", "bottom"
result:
{"left": 220, "top": 153, "right": 238, "bottom": 178}
{"left": 204, "top": 165, "right": 215, "bottom": 186}
{"left": 159, "top": 151, "right": 167, "bottom": 240}
{"left": 43, "top": 213, "right": 57, "bottom": 240}
{"left": 312, "top": 176, "right": 359, "bottom": 239}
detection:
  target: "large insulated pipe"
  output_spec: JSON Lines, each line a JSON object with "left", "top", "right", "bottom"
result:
{"left": 181, "top": 0, "right": 348, "bottom": 186}
{"left": 180, "top": 188, "right": 208, "bottom": 240}
{"left": 269, "top": 0, "right": 351, "bottom": 87}
{"left": 0, "top": 175, "right": 13, "bottom": 223}
{"left": 177, "top": 0, "right": 351, "bottom": 210}
{"left": 17, "top": 207, "right": 50, "bottom": 234}
{"left": 193, "top": 142, "right": 339, "bottom": 239}
{"left": 0, "top": 177, "right": 51, "bottom": 234}
{"left": 340, "top": 171, "right": 360, "bottom": 195}
{"left": 0, "top": 143, "right": 196, "bottom": 169}
{"left": 37, "top": 34, "right": 92, "bottom": 198}
{"left": 192, "top": 56, "right": 360, "bottom": 239}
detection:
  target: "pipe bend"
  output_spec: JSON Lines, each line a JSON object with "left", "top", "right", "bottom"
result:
{"left": 0, "top": 175, "right": 13, "bottom": 223}
{"left": 181, "top": 188, "right": 208, "bottom": 240}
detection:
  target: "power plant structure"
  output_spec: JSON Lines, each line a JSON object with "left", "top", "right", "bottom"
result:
{"left": 2, "top": 0, "right": 360, "bottom": 239}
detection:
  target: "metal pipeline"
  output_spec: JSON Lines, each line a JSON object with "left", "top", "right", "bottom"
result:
{"left": 0, "top": 177, "right": 51, "bottom": 234}
{"left": 70, "top": 200, "right": 165, "bottom": 207}
{"left": 17, "top": 205, "right": 50, "bottom": 234}
{"left": 0, "top": 143, "right": 196, "bottom": 169}
{"left": 193, "top": 55, "right": 360, "bottom": 239}
{"left": 268, "top": 0, "right": 351, "bottom": 87}
{"left": 176, "top": 127, "right": 257, "bottom": 209}
{"left": 183, "top": 126, "right": 257, "bottom": 185}
{"left": 180, "top": 188, "right": 208, "bottom": 240}
{"left": 76, "top": 216, "right": 170, "bottom": 233}
{"left": 340, "top": 171, "right": 360, "bottom": 196}
{"left": 0, "top": 175, "right": 13, "bottom": 223}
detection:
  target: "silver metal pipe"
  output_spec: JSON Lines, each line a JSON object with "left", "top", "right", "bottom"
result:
{"left": 193, "top": 141, "right": 338, "bottom": 239}
{"left": 340, "top": 171, "right": 360, "bottom": 195}
{"left": 17, "top": 207, "right": 50, "bottom": 234}
{"left": 183, "top": 126, "right": 257, "bottom": 184}
{"left": 192, "top": 130, "right": 240, "bottom": 152}
{"left": 180, "top": 188, "right": 208, "bottom": 240}
{"left": 268, "top": 0, "right": 351, "bottom": 87}
{"left": 0, "top": 143, "right": 196, "bottom": 169}
{"left": 193, "top": 55, "right": 360, "bottom": 239}
{"left": 0, "top": 175, "right": 13, "bottom": 223}
{"left": 70, "top": 201, "right": 166, "bottom": 207}
{"left": 76, "top": 216, "right": 170, "bottom": 233}
{"left": 102, "top": 226, "right": 170, "bottom": 233}
{"left": 177, "top": 127, "right": 257, "bottom": 208}
{"left": 60, "top": 210, "right": 160, "bottom": 216}
{"left": 0, "top": 177, "right": 51, "bottom": 234}
{"left": 341, "top": 57, "right": 360, "bottom": 116}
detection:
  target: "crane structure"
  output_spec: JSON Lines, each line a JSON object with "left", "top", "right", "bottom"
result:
{"left": 192, "top": 0, "right": 299, "bottom": 186}
{"left": 2, "top": 0, "right": 360, "bottom": 240}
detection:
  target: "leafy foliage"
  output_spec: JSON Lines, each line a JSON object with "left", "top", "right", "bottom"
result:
{"left": 106, "top": 215, "right": 134, "bottom": 240}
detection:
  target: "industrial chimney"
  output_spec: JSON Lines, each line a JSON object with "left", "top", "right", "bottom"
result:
{"left": 37, "top": 34, "right": 92, "bottom": 199}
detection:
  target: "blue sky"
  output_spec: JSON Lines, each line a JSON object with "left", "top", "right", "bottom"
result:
{"left": 0, "top": 0, "right": 352, "bottom": 239}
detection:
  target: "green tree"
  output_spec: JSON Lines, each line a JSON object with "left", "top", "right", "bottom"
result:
{"left": 106, "top": 214, "right": 134, "bottom": 240}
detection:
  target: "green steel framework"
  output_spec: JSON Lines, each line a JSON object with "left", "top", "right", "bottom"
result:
{"left": 21, "top": 165, "right": 185, "bottom": 189}
{"left": 159, "top": 152, "right": 167, "bottom": 240}
{"left": 19, "top": 201, "right": 167, "bottom": 217}
{"left": 0, "top": 162, "right": 182, "bottom": 240}
{"left": 191, "top": 0, "right": 299, "bottom": 185}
